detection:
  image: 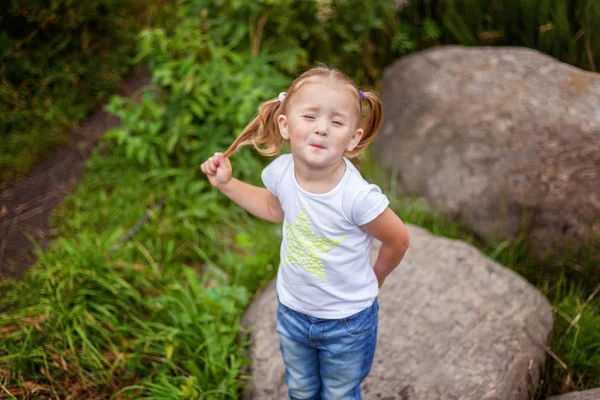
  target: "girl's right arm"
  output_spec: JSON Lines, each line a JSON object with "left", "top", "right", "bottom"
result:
{"left": 201, "top": 152, "right": 284, "bottom": 223}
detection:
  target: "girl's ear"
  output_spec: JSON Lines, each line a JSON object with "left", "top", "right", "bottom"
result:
{"left": 346, "top": 128, "right": 364, "bottom": 152}
{"left": 277, "top": 114, "right": 290, "bottom": 140}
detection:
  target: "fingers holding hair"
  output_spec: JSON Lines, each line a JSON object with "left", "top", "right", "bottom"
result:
{"left": 201, "top": 152, "right": 222, "bottom": 175}
{"left": 201, "top": 152, "right": 233, "bottom": 187}
{"left": 200, "top": 157, "right": 212, "bottom": 175}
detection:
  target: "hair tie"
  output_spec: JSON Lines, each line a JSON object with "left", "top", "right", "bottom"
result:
{"left": 278, "top": 92, "right": 286, "bottom": 102}
{"left": 359, "top": 90, "right": 365, "bottom": 101}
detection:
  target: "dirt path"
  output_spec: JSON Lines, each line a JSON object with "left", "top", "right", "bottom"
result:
{"left": 0, "top": 68, "right": 152, "bottom": 280}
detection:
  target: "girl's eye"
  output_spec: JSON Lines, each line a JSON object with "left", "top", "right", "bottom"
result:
{"left": 303, "top": 115, "right": 315, "bottom": 120}
{"left": 332, "top": 120, "right": 344, "bottom": 126}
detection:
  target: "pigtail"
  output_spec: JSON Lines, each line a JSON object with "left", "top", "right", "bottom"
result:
{"left": 223, "top": 98, "right": 284, "bottom": 158}
{"left": 347, "top": 91, "right": 384, "bottom": 158}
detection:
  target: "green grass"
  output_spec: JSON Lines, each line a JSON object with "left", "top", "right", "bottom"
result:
{"left": 0, "top": 147, "right": 280, "bottom": 398}
{"left": 407, "top": 0, "right": 600, "bottom": 72}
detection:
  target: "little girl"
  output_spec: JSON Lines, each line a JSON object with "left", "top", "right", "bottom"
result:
{"left": 201, "top": 65, "right": 410, "bottom": 400}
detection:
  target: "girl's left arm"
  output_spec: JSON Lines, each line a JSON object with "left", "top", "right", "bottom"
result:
{"left": 362, "top": 208, "right": 410, "bottom": 288}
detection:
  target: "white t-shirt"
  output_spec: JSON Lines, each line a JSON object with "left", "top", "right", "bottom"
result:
{"left": 261, "top": 154, "right": 389, "bottom": 319}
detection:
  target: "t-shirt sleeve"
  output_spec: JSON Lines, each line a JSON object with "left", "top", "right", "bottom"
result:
{"left": 351, "top": 184, "right": 390, "bottom": 226}
{"left": 261, "top": 155, "right": 287, "bottom": 198}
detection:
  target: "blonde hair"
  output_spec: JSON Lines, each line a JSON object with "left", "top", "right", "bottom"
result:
{"left": 223, "top": 65, "right": 383, "bottom": 159}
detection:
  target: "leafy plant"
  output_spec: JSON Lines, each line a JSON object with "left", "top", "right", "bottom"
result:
{"left": 0, "top": 0, "right": 175, "bottom": 184}
{"left": 416, "top": 0, "right": 599, "bottom": 71}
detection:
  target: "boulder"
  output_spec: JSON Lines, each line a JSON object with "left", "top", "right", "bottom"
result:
{"left": 374, "top": 46, "right": 600, "bottom": 258}
{"left": 241, "top": 224, "right": 554, "bottom": 399}
{"left": 547, "top": 389, "right": 600, "bottom": 400}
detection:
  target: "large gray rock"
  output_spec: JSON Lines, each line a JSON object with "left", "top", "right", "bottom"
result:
{"left": 241, "top": 224, "right": 554, "bottom": 399}
{"left": 548, "top": 389, "right": 600, "bottom": 400}
{"left": 374, "top": 46, "right": 600, "bottom": 258}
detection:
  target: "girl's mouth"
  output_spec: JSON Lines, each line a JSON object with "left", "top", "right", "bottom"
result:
{"left": 310, "top": 144, "right": 325, "bottom": 149}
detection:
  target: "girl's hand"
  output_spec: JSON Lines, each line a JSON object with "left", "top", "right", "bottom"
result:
{"left": 200, "top": 152, "right": 232, "bottom": 188}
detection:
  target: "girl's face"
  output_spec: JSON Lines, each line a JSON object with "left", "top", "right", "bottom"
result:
{"left": 277, "top": 81, "right": 364, "bottom": 171}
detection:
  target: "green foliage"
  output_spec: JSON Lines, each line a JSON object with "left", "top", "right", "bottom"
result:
{"left": 194, "top": 0, "right": 420, "bottom": 85}
{"left": 0, "top": 0, "right": 175, "bottom": 183}
{"left": 0, "top": 2, "right": 284, "bottom": 397}
{"left": 0, "top": 150, "right": 280, "bottom": 397}
{"left": 410, "top": 0, "right": 599, "bottom": 72}
{"left": 542, "top": 282, "right": 600, "bottom": 394}
{"left": 104, "top": 17, "right": 289, "bottom": 178}
{"left": 0, "top": 233, "right": 252, "bottom": 398}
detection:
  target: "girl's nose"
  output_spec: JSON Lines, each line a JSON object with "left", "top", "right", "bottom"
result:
{"left": 314, "top": 119, "right": 328, "bottom": 136}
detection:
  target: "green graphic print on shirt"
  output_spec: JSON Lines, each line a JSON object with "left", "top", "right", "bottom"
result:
{"left": 282, "top": 204, "right": 348, "bottom": 282}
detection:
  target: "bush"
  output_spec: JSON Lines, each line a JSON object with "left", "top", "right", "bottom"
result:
{"left": 0, "top": 0, "right": 174, "bottom": 183}
{"left": 400, "top": 0, "right": 599, "bottom": 72}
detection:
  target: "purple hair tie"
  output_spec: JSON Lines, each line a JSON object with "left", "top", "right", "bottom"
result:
{"left": 359, "top": 90, "right": 365, "bottom": 101}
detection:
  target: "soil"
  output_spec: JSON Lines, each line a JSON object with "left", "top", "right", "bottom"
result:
{"left": 0, "top": 68, "right": 152, "bottom": 281}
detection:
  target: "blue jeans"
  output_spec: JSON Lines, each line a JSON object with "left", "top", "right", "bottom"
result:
{"left": 276, "top": 299, "right": 379, "bottom": 400}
